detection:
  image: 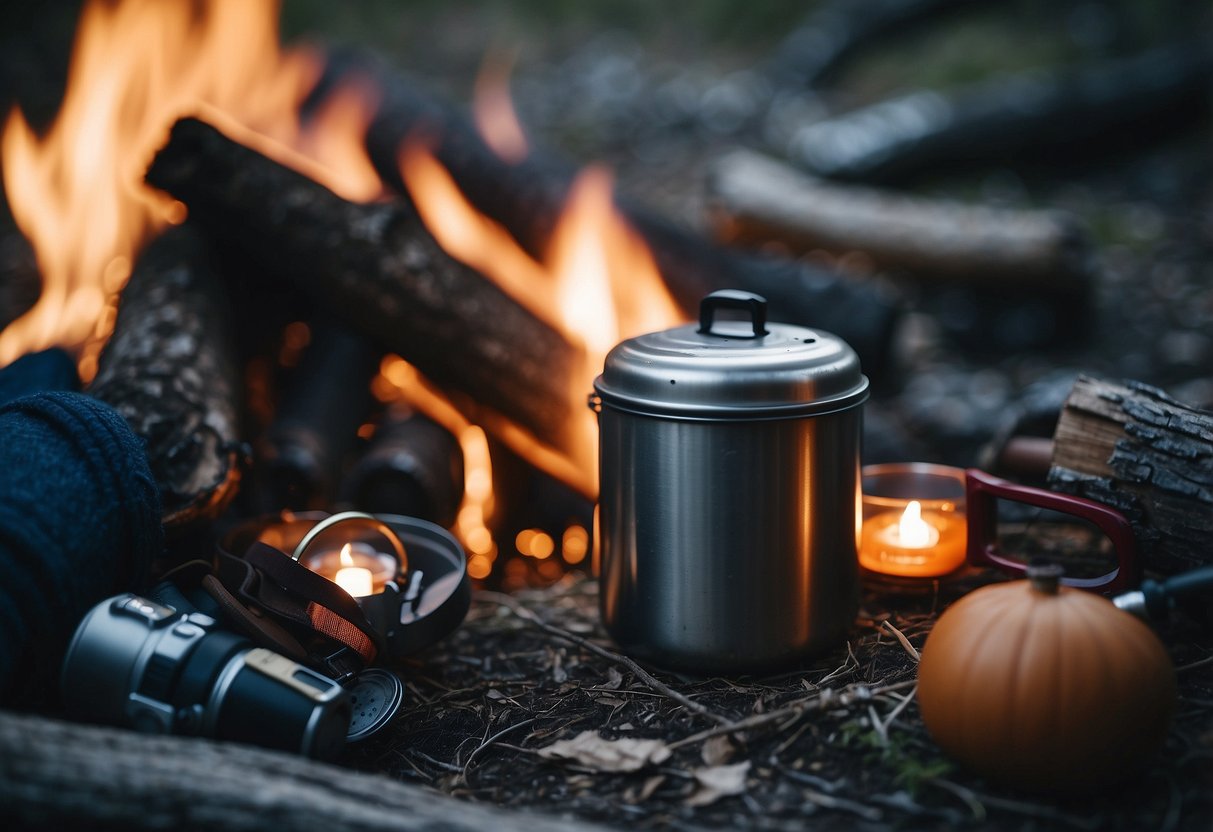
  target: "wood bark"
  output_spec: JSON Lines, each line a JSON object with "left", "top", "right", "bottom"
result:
{"left": 784, "top": 42, "right": 1212, "bottom": 182}
{"left": 708, "top": 149, "right": 1094, "bottom": 289}
{"left": 0, "top": 709, "right": 609, "bottom": 832}
{"left": 146, "top": 117, "right": 595, "bottom": 492}
{"left": 341, "top": 55, "right": 901, "bottom": 379}
{"left": 1048, "top": 375, "right": 1213, "bottom": 575}
{"left": 88, "top": 223, "right": 242, "bottom": 533}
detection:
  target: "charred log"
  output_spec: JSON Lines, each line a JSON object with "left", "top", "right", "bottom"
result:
{"left": 1048, "top": 375, "right": 1213, "bottom": 575}
{"left": 708, "top": 149, "right": 1094, "bottom": 290}
{"left": 335, "top": 56, "right": 900, "bottom": 379}
{"left": 146, "top": 118, "right": 593, "bottom": 492}
{"left": 786, "top": 43, "right": 1213, "bottom": 183}
{"left": 340, "top": 405, "right": 464, "bottom": 527}
{"left": 253, "top": 320, "right": 380, "bottom": 513}
{"left": 88, "top": 223, "right": 241, "bottom": 533}
{"left": 0, "top": 709, "right": 608, "bottom": 832}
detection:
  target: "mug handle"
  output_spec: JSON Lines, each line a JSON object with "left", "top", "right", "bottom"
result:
{"left": 965, "top": 468, "right": 1139, "bottom": 595}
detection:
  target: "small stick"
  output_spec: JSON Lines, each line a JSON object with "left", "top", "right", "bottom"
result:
{"left": 460, "top": 717, "right": 538, "bottom": 781}
{"left": 868, "top": 704, "right": 889, "bottom": 746}
{"left": 668, "top": 680, "right": 917, "bottom": 751}
{"left": 1176, "top": 655, "right": 1213, "bottom": 673}
{"left": 881, "top": 620, "right": 921, "bottom": 662}
{"left": 478, "top": 592, "right": 735, "bottom": 727}
{"left": 876, "top": 685, "right": 917, "bottom": 735}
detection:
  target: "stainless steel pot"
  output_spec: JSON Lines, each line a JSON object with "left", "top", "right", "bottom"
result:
{"left": 591, "top": 290, "right": 868, "bottom": 673}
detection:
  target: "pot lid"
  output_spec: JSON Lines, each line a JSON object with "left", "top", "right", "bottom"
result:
{"left": 593, "top": 290, "right": 868, "bottom": 419}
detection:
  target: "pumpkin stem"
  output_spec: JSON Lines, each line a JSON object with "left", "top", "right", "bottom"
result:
{"left": 1027, "top": 563, "right": 1065, "bottom": 594}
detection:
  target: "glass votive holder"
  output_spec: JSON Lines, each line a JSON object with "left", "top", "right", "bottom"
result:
{"left": 860, "top": 463, "right": 967, "bottom": 578}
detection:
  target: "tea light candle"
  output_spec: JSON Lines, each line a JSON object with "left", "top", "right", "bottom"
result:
{"left": 303, "top": 541, "right": 397, "bottom": 597}
{"left": 860, "top": 463, "right": 967, "bottom": 578}
{"left": 860, "top": 499, "right": 966, "bottom": 577}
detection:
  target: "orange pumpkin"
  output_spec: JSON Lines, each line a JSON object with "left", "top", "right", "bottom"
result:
{"left": 917, "top": 564, "right": 1176, "bottom": 793}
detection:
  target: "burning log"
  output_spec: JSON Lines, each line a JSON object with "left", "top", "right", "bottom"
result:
{"left": 88, "top": 223, "right": 241, "bottom": 532}
{"left": 0, "top": 710, "right": 607, "bottom": 832}
{"left": 340, "top": 405, "right": 465, "bottom": 527}
{"left": 786, "top": 43, "right": 1213, "bottom": 182}
{"left": 252, "top": 320, "right": 380, "bottom": 513}
{"left": 146, "top": 117, "right": 594, "bottom": 492}
{"left": 1048, "top": 375, "right": 1213, "bottom": 575}
{"left": 347, "top": 58, "right": 901, "bottom": 379}
{"left": 708, "top": 149, "right": 1095, "bottom": 289}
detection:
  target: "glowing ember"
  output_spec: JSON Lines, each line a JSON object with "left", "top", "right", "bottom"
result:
{"left": 0, "top": 0, "right": 381, "bottom": 379}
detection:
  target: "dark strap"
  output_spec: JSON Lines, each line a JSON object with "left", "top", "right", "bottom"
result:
{"left": 199, "top": 574, "right": 311, "bottom": 664}
{"left": 242, "top": 542, "right": 381, "bottom": 664}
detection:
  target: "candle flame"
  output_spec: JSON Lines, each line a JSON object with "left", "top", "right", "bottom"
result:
{"left": 340, "top": 543, "right": 354, "bottom": 567}
{"left": 898, "top": 501, "right": 932, "bottom": 548}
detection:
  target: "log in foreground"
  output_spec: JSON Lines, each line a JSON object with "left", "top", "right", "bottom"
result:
{"left": 708, "top": 149, "right": 1094, "bottom": 289}
{"left": 0, "top": 709, "right": 609, "bottom": 832}
{"left": 89, "top": 223, "right": 241, "bottom": 532}
{"left": 346, "top": 56, "right": 901, "bottom": 380}
{"left": 147, "top": 118, "right": 595, "bottom": 493}
{"left": 1048, "top": 375, "right": 1213, "bottom": 575}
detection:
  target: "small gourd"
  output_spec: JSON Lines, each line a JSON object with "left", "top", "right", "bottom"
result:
{"left": 917, "top": 564, "right": 1176, "bottom": 793}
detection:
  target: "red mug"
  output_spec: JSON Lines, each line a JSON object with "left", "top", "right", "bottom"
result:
{"left": 965, "top": 469, "right": 1138, "bottom": 595}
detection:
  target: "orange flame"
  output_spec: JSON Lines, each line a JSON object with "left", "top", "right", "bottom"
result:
{"left": 398, "top": 144, "right": 684, "bottom": 499}
{"left": 472, "top": 48, "right": 529, "bottom": 164}
{"left": 0, "top": 0, "right": 382, "bottom": 379}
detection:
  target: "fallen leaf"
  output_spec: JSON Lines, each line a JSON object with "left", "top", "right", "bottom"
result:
{"left": 684, "top": 761, "right": 751, "bottom": 807}
{"left": 594, "top": 695, "right": 626, "bottom": 708}
{"left": 701, "top": 734, "right": 736, "bottom": 767}
{"left": 602, "top": 666, "right": 624, "bottom": 690}
{"left": 537, "top": 730, "right": 671, "bottom": 772}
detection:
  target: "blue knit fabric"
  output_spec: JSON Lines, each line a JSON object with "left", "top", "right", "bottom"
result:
{"left": 0, "top": 348, "right": 80, "bottom": 402}
{"left": 0, "top": 371, "right": 162, "bottom": 696}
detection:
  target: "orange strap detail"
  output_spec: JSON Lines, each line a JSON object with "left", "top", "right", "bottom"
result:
{"left": 306, "top": 602, "right": 377, "bottom": 663}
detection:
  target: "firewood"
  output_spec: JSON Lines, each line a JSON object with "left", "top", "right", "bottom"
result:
{"left": 344, "top": 55, "right": 901, "bottom": 379}
{"left": 252, "top": 320, "right": 380, "bottom": 513}
{"left": 146, "top": 117, "right": 594, "bottom": 492}
{"left": 785, "top": 42, "right": 1212, "bottom": 182}
{"left": 340, "top": 405, "right": 465, "bottom": 527}
{"left": 88, "top": 223, "right": 242, "bottom": 533}
{"left": 708, "top": 149, "right": 1094, "bottom": 289}
{"left": 0, "top": 709, "right": 609, "bottom": 832}
{"left": 1048, "top": 375, "right": 1213, "bottom": 575}
{"left": 769, "top": 0, "right": 982, "bottom": 88}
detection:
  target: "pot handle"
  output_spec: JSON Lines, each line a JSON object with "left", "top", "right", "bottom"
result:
{"left": 698, "top": 290, "right": 768, "bottom": 338}
{"left": 965, "top": 469, "right": 1139, "bottom": 594}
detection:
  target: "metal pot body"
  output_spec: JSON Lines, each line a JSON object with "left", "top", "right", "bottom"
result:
{"left": 593, "top": 290, "right": 868, "bottom": 673}
{"left": 597, "top": 405, "right": 862, "bottom": 674}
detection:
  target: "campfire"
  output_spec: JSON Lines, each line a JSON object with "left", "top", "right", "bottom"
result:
{"left": 0, "top": 0, "right": 1210, "bottom": 830}
{"left": 0, "top": 0, "right": 700, "bottom": 584}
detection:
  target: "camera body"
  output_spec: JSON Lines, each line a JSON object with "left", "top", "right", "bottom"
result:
{"left": 62, "top": 593, "right": 351, "bottom": 761}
